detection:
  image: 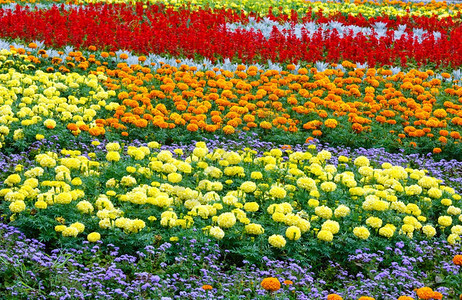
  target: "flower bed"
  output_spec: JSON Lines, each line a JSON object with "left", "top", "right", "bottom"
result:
{"left": 0, "top": 0, "right": 462, "bottom": 299}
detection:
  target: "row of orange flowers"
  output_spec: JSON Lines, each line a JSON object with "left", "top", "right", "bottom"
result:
{"left": 11, "top": 45, "right": 462, "bottom": 157}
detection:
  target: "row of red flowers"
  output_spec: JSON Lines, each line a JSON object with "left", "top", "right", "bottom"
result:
{"left": 0, "top": 4, "right": 461, "bottom": 67}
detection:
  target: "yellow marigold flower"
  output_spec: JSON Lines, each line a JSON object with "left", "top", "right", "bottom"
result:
{"left": 285, "top": 226, "right": 301, "bottom": 241}
{"left": 217, "top": 212, "right": 236, "bottom": 228}
{"left": 448, "top": 233, "right": 461, "bottom": 245}
{"left": 43, "top": 119, "right": 56, "bottom": 129}
{"left": 422, "top": 225, "right": 436, "bottom": 238}
{"left": 378, "top": 225, "right": 395, "bottom": 238}
{"left": 334, "top": 205, "right": 350, "bottom": 218}
{"left": 438, "top": 216, "right": 452, "bottom": 227}
{"left": 354, "top": 156, "right": 370, "bottom": 167}
{"left": 353, "top": 226, "right": 370, "bottom": 239}
{"left": 245, "top": 223, "right": 264, "bottom": 235}
{"left": 62, "top": 226, "right": 79, "bottom": 237}
{"left": 268, "top": 234, "right": 286, "bottom": 248}
{"left": 366, "top": 217, "right": 383, "bottom": 229}
{"left": 251, "top": 171, "right": 263, "bottom": 180}
{"left": 441, "top": 198, "right": 452, "bottom": 206}
{"left": 448, "top": 206, "right": 461, "bottom": 215}
{"left": 321, "top": 220, "right": 340, "bottom": 234}
{"left": 167, "top": 173, "right": 182, "bottom": 183}
{"left": 55, "top": 225, "right": 67, "bottom": 232}
{"left": 451, "top": 225, "right": 462, "bottom": 235}
{"left": 5, "top": 174, "right": 21, "bottom": 186}
{"left": 308, "top": 198, "right": 320, "bottom": 208}
{"left": 209, "top": 226, "right": 225, "bottom": 240}
{"left": 87, "top": 232, "right": 101, "bottom": 242}
{"left": 55, "top": 192, "right": 73, "bottom": 204}
{"left": 428, "top": 188, "right": 442, "bottom": 199}
{"left": 320, "top": 181, "right": 336, "bottom": 192}
{"left": 9, "top": 200, "right": 26, "bottom": 213}
{"left": 34, "top": 200, "right": 47, "bottom": 209}
{"left": 297, "top": 219, "right": 311, "bottom": 233}
{"left": 106, "top": 151, "right": 120, "bottom": 162}
{"left": 317, "top": 230, "right": 333, "bottom": 242}
{"left": 243, "top": 202, "right": 259, "bottom": 212}
{"left": 314, "top": 205, "right": 333, "bottom": 219}
{"left": 240, "top": 181, "right": 257, "bottom": 193}
{"left": 76, "top": 200, "right": 94, "bottom": 214}
{"left": 70, "top": 222, "right": 85, "bottom": 233}
{"left": 261, "top": 277, "right": 281, "bottom": 292}
{"left": 269, "top": 185, "right": 286, "bottom": 199}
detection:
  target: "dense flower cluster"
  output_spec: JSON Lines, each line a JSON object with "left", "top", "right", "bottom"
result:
{"left": 0, "top": 0, "right": 462, "bottom": 298}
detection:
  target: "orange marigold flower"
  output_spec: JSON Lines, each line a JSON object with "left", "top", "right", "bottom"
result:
{"left": 433, "top": 109, "right": 447, "bottom": 119}
{"left": 283, "top": 280, "right": 293, "bottom": 285}
{"left": 223, "top": 125, "right": 235, "bottom": 135}
{"left": 67, "top": 123, "right": 78, "bottom": 131}
{"left": 327, "top": 294, "right": 343, "bottom": 300}
{"left": 415, "top": 287, "right": 435, "bottom": 300}
{"left": 324, "top": 118, "right": 338, "bottom": 129}
{"left": 397, "top": 296, "right": 414, "bottom": 300}
{"left": 88, "top": 45, "right": 97, "bottom": 51}
{"left": 186, "top": 124, "right": 199, "bottom": 132}
{"left": 261, "top": 277, "right": 281, "bottom": 292}
{"left": 433, "top": 148, "right": 442, "bottom": 154}
{"left": 352, "top": 123, "right": 363, "bottom": 133}
{"left": 453, "top": 254, "right": 462, "bottom": 265}
{"left": 135, "top": 119, "right": 148, "bottom": 128}
{"left": 450, "top": 131, "right": 461, "bottom": 139}
{"left": 120, "top": 53, "right": 129, "bottom": 59}
{"left": 439, "top": 136, "right": 448, "bottom": 144}
{"left": 432, "top": 292, "right": 443, "bottom": 300}
{"left": 118, "top": 92, "right": 129, "bottom": 100}
{"left": 358, "top": 297, "right": 375, "bottom": 300}
{"left": 312, "top": 130, "right": 322, "bottom": 136}
{"left": 202, "top": 284, "right": 213, "bottom": 290}
{"left": 260, "top": 121, "right": 272, "bottom": 129}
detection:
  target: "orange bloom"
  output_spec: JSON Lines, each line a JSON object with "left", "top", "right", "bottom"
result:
{"left": 327, "top": 294, "right": 343, "bottom": 300}
{"left": 439, "top": 136, "right": 448, "bottom": 144}
{"left": 186, "top": 124, "right": 198, "bottom": 132}
{"left": 260, "top": 277, "right": 281, "bottom": 292}
{"left": 312, "top": 130, "right": 322, "bottom": 136}
{"left": 223, "top": 125, "right": 235, "bottom": 135}
{"left": 450, "top": 131, "right": 461, "bottom": 139}
{"left": 67, "top": 123, "right": 78, "bottom": 131}
{"left": 260, "top": 121, "right": 272, "bottom": 129}
{"left": 324, "top": 118, "right": 338, "bottom": 129}
{"left": 120, "top": 53, "right": 129, "bottom": 59}
{"left": 453, "top": 255, "right": 462, "bottom": 265}
{"left": 397, "top": 297, "right": 414, "bottom": 300}
{"left": 283, "top": 280, "right": 293, "bottom": 285}
{"left": 201, "top": 285, "right": 213, "bottom": 290}
{"left": 415, "top": 287, "right": 435, "bottom": 300}
{"left": 433, "top": 148, "right": 442, "bottom": 154}
{"left": 358, "top": 297, "right": 375, "bottom": 300}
